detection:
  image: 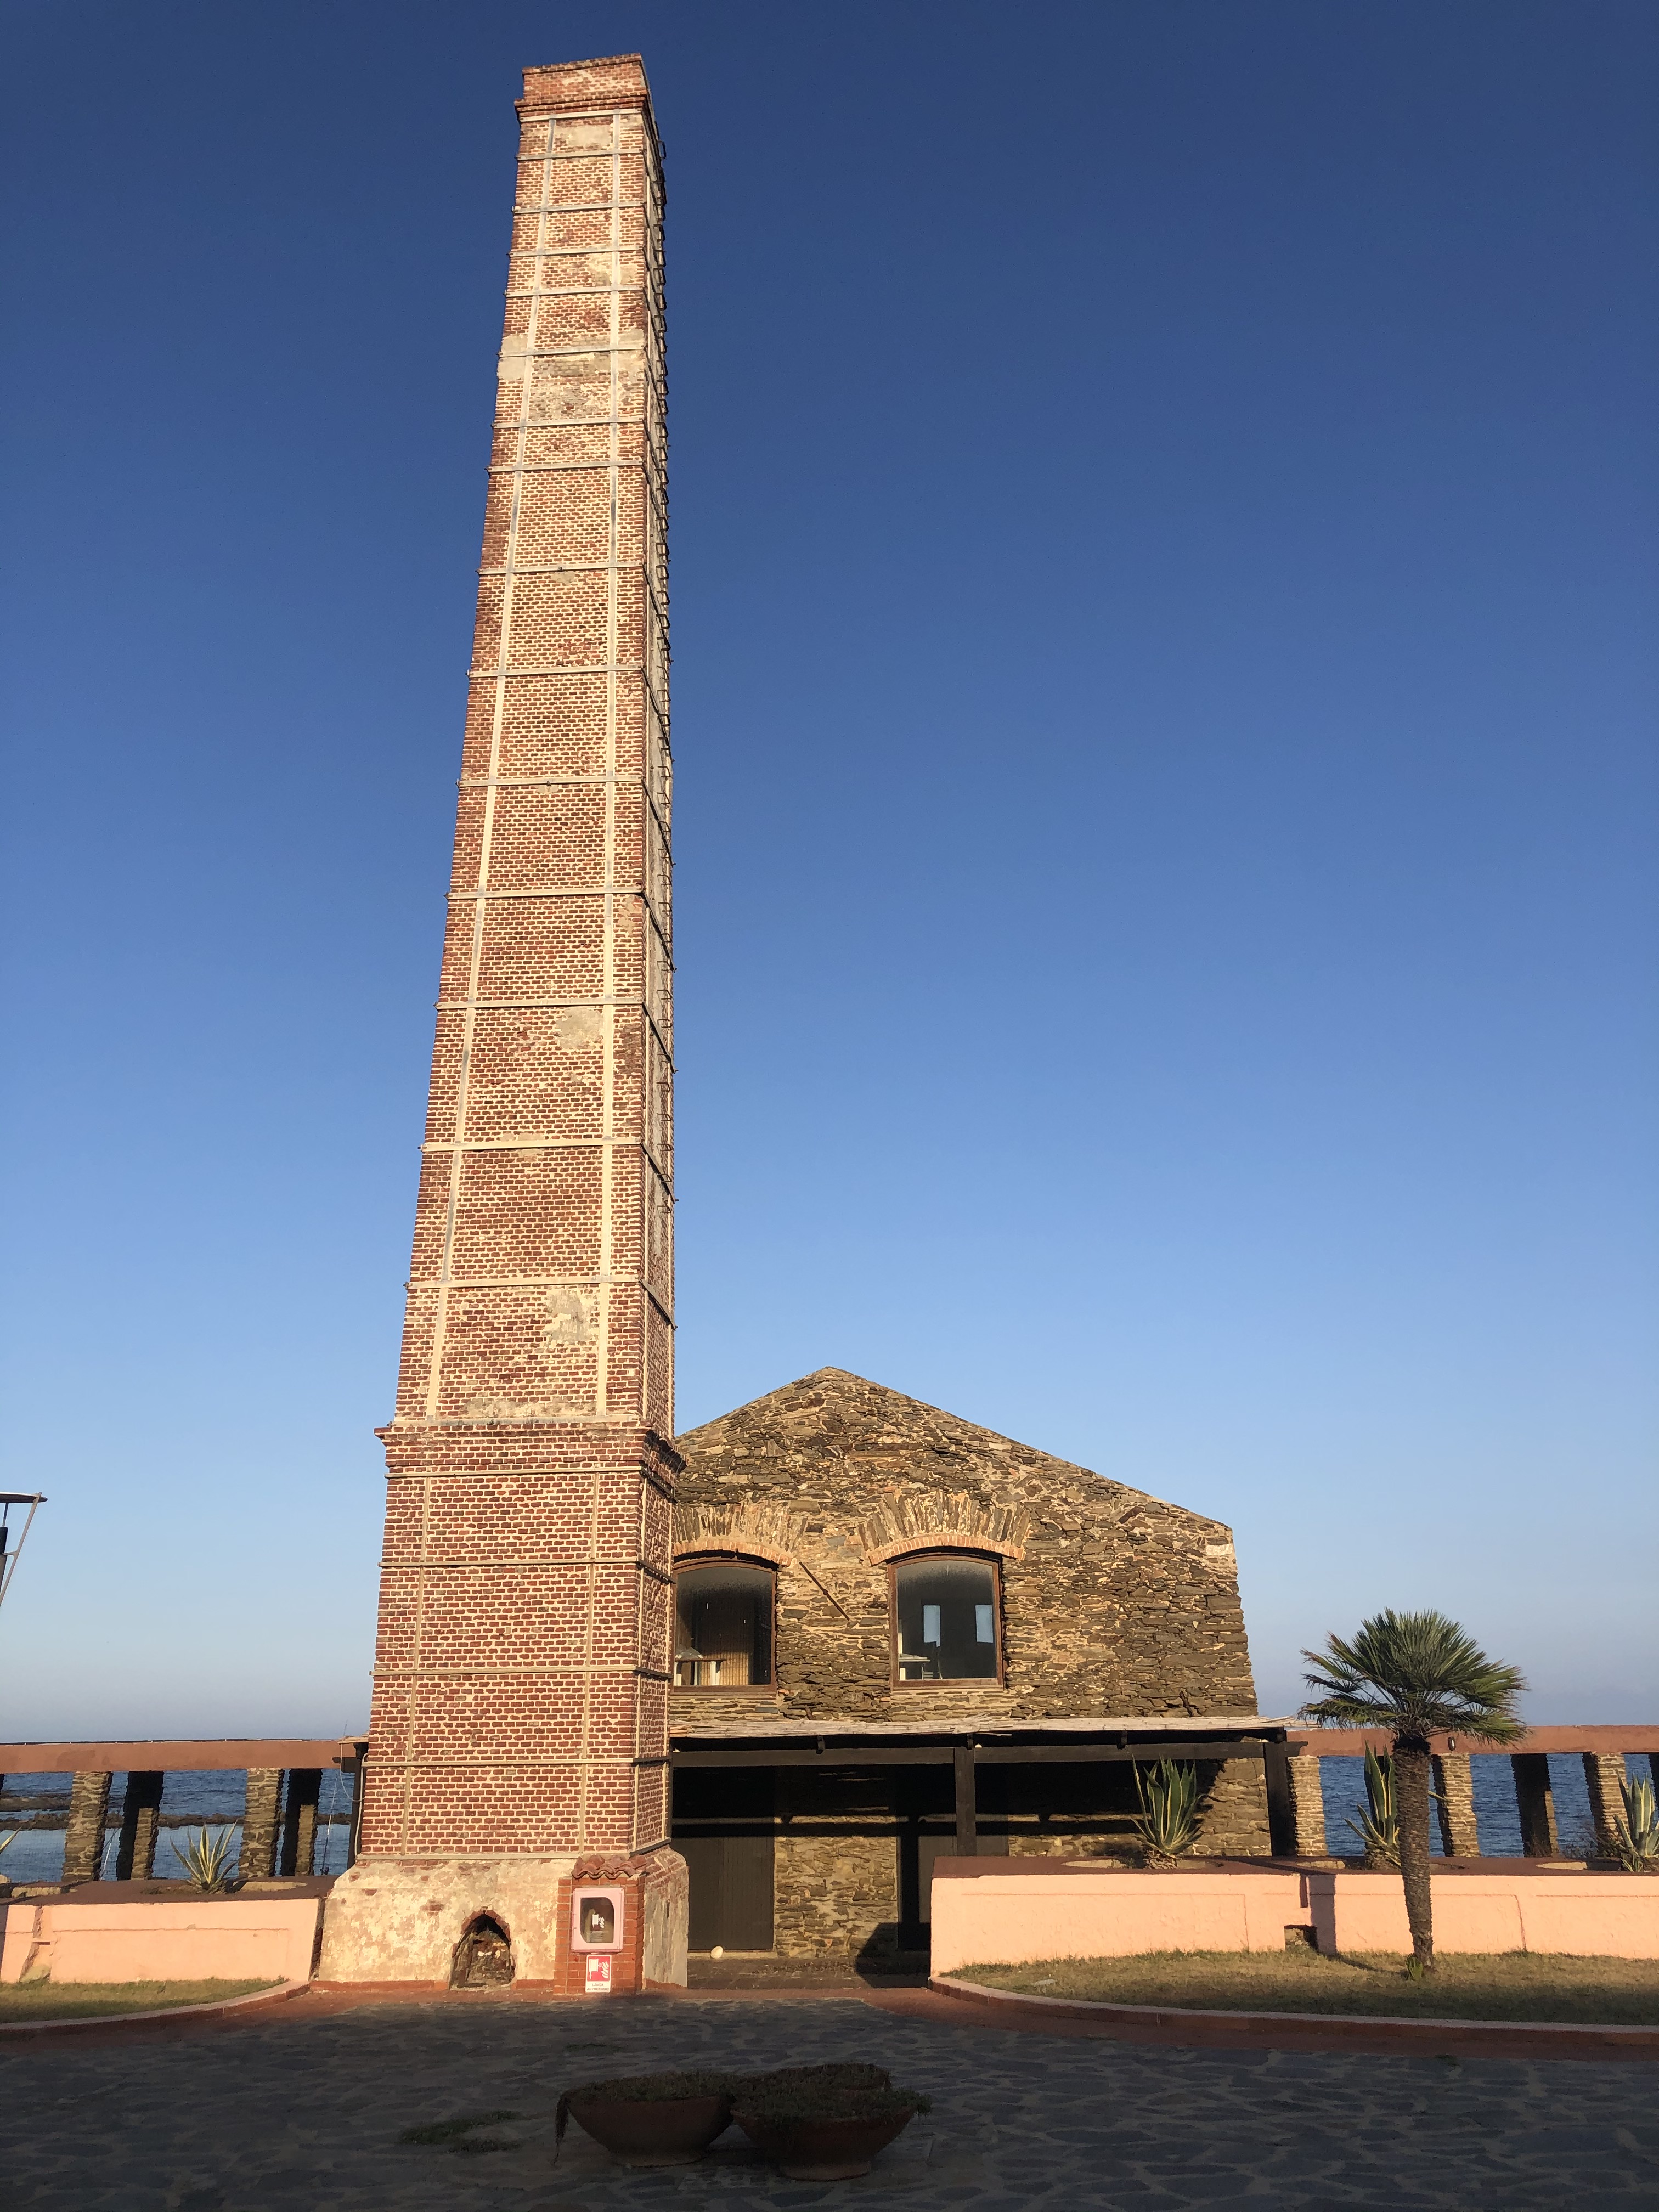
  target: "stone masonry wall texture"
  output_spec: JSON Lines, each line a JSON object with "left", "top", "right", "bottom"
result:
{"left": 672, "top": 1369, "right": 1260, "bottom": 1730}
{"left": 673, "top": 1368, "right": 1269, "bottom": 1944}
{"left": 360, "top": 55, "right": 676, "bottom": 1869}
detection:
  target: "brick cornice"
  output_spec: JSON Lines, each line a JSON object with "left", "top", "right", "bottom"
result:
{"left": 519, "top": 54, "right": 651, "bottom": 115}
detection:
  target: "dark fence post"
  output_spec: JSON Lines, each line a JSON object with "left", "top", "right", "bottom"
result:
{"left": 345, "top": 1756, "right": 365, "bottom": 1867}
{"left": 115, "top": 1770, "right": 166, "bottom": 1881}
{"left": 279, "top": 1769, "right": 323, "bottom": 1876}
{"left": 1262, "top": 1742, "right": 1296, "bottom": 1855}
{"left": 1511, "top": 1753, "right": 1558, "bottom": 1857}
{"left": 953, "top": 1745, "right": 977, "bottom": 1857}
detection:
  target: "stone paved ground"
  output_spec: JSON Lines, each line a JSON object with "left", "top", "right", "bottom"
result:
{"left": 3, "top": 1993, "right": 1658, "bottom": 2209}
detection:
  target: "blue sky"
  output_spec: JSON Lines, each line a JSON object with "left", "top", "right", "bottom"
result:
{"left": 2, "top": 1, "right": 1654, "bottom": 1734}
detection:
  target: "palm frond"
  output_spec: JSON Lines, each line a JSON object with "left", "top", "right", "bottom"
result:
{"left": 1300, "top": 1609, "right": 1526, "bottom": 1745}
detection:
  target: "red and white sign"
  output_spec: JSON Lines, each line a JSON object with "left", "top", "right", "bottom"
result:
{"left": 584, "top": 1954, "right": 613, "bottom": 1994}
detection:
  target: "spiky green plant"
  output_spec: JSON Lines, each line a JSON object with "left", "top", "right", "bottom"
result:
{"left": 1302, "top": 1609, "right": 1526, "bottom": 1972}
{"left": 1133, "top": 1759, "right": 1202, "bottom": 1867}
{"left": 177, "top": 1826, "right": 239, "bottom": 1892}
{"left": 0, "top": 1831, "right": 16, "bottom": 1858}
{"left": 1612, "top": 1777, "right": 1659, "bottom": 1875}
{"left": 1346, "top": 1743, "right": 1400, "bottom": 1867}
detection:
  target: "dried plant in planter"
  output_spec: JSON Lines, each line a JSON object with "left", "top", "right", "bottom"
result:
{"left": 177, "top": 1826, "right": 239, "bottom": 1893}
{"left": 730, "top": 2063, "right": 929, "bottom": 2181}
{"left": 1133, "top": 1759, "right": 1201, "bottom": 1868}
{"left": 556, "top": 2071, "right": 735, "bottom": 2169}
{"left": 1613, "top": 1777, "right": 1659, "bottom": 1874}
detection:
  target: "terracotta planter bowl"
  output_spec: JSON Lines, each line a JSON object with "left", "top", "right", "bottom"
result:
{"left": 564, "top": 2091, "right": 732, "bottom": 2168}
{"left": 731, "top": 2106, "right": 917, "bottom": 2180}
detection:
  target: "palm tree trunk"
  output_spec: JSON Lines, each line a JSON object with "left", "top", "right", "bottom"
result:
{"left": 1394, "top": 1734, "right": 1435, "bottom": 1970}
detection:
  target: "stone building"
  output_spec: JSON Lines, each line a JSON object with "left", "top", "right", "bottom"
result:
{"left": 321, "top": 51, "right": 1291, "bottom": 1990}
{"left": 665, "top": 1368, "right": 1291, "bottom": 1964}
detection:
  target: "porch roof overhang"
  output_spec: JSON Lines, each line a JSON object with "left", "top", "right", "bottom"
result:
{"left": 668, "top": 1714, "right": 1295, "bottom": 1769}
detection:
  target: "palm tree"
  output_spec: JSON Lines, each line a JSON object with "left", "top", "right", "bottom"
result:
{"left": 1301, "top": 1610, "right": 1526, "bottom": 1972}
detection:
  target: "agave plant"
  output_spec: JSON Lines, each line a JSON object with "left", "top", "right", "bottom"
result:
{"left": 1612, "top": 1777, "right": 1659, "bottom": 1874}
{"left": 1133, "top": 1759, "right": 1201, "bottom": 1867}
{"left": 177, "top": 1825, "right": 239, "bottom": 1892}
{"left": 1346, "top": 1744, "right": 1401, "bottom": 1867}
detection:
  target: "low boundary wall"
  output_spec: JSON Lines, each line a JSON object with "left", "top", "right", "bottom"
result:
{"left": 928, "top": 1858, "right": 1659, "bottom": 1973}
{"left": 0, "top": 1886, "right": 326, "bottom": 1985}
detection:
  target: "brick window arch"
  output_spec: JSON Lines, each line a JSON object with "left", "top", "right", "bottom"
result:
{"left": 673, "top": 1554, "right": 775, "bottom": 1690}
{"left": 890, "top": 1550, "right": 1002, "bottom": 1685}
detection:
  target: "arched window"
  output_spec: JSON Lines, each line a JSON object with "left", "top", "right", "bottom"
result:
{"left": 673, "top": 1556, "right": 775, "bottom": 1689}
{"left": 891, "top": 1552, "right": 1001, "bottom": 1683}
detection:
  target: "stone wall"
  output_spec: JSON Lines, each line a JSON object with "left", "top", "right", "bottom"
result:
{"left": 672, "top": 1368, "right": 1260, "bottom": 1726}
{"left": 773, "top": 1832, "right": 898, "bottom": 1959}
{"left": 671, "top": 1369, "right": 1270, "bottom": 1952}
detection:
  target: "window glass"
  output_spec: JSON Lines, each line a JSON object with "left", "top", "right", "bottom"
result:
{"left": 674, "top": 1560, "right": 773, "bottom": 1688}
{"left": 893, "top": 1554, "right": 999, "bottom": 1681}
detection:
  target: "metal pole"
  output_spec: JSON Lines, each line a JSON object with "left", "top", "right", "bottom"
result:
{"left": 0, "top": 1496, "right": 46, "bottom": 1610}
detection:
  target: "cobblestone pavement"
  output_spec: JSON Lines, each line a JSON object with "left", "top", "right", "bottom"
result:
{"left": 3, "top": 1994, "right": 1658, "bottom": 2209}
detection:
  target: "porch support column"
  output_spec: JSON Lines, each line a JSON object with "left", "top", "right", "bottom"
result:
{"left": 1511, "top": 1753, "right": 1559, "bottom": 1857}
{"left": 953, "top": 1745, "right": 977, "bottom": 1857}
{"left": 239, "top": 1768, "right": 283, "bottom": 1881}
{"left": 115, "top": 1770, "right": 165, "bottom": 1881}
{"left": 61, "top": 1770, "right": 112, "bottom": 1885}
{"left": 279, "top": 1769, "right": 322, "bottom": 1876}
{"left": 1432, "top": 1753, "right": 1480, "bottom": 1858}
{"left": 1582, "top": 1753, "right": 1628, "bottom": 1858}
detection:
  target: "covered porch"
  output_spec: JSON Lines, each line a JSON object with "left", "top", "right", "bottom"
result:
{"left": 668, "top": 1714, "right": 1296, "bottom": 1962}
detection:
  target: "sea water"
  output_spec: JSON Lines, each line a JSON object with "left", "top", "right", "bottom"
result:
{"left": 0, "top": 1768, "right": 357, "bottom": 1885}
{"left": 1316, "top": 1751, "right": 1614, "bottom": 1858}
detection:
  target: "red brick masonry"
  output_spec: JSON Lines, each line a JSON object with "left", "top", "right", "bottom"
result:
{"left": 357, "top": 53, "right": 678, "bottom": 1886}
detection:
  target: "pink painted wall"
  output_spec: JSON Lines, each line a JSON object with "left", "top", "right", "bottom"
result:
{"left": 930, "top": 1869, "right": 1310, "bottom": 1974}
{"left": 930, "top": 1865, "right": 1659, "bottom": 1975}
{"left": 1316, "top": 1870, "right": 1659, "bottom": 1960}
{"left": 0, "top": 1895, "right": 323, "bottom": 1985}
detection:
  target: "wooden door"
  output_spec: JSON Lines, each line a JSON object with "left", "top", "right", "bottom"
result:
{"left": 680, "top": 1835, "right": 774, "bottom": 1952}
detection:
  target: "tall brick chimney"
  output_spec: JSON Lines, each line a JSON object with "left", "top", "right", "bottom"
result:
{"left": 321, "top": 55, "right": 684, "bottom": 1988}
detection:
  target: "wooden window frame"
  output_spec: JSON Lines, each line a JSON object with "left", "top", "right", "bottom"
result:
{"left": 887, "top": 1549, "right": 1005, "bottom": 1690}
{"left": 671, "top": 1552, "right": 778, "bottom": 1695}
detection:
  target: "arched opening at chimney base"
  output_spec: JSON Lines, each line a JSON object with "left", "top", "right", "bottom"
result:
{"left": 450, "top": 1912, "right": 514, "bottom": 1988}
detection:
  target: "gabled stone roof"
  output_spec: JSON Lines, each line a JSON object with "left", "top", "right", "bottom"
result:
{"left": 676, "top": 1365, "right": 1233, "bottom": 1561}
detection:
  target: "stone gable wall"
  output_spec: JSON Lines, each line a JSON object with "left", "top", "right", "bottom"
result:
{"left": 670, "top": 1369, "right": 1259, "bottom": 1727}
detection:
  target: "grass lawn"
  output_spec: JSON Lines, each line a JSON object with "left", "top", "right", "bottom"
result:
{"left": 0, "top": 1978, "right": 279, "bottom": 2023}
{"left": 951, "top": 1949, "right": 1659, "bottom": 2024}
